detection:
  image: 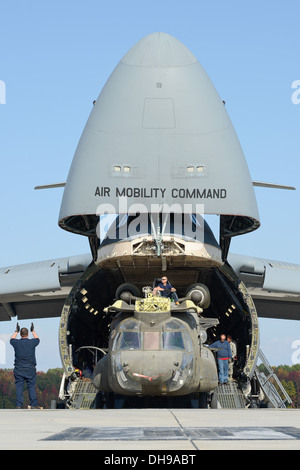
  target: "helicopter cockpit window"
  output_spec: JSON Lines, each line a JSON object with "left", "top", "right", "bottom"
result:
{"left": 183, "top": 332, "right": 193, "bottom": 352}
{"left": 119, "top": 331, "right": 141, "bottom": 350}
{"left": 144, "top": 331, "right": 160, "bottom": 350}
{"left": 119, "top": 320, "right": 138, "bottom": 330}
{"left": 162, "top": 331, "right": 185, "bottom": 350}
{"left": 165, "top": 320, "right": 185, "bottom": 330}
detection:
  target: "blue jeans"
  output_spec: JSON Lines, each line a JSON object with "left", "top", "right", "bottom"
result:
{"left": 14, "top": 367, "right": 38, "bottom": 408}
{"left": 217, "top": 358, "right": 229, "bottom": 384}
{"left": 160, "top": 291, "right": 179, "bottom": 303}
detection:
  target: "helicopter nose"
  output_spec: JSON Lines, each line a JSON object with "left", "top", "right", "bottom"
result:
{"left": 127, "top": 352, "right": 174, "bottom": 384}
{"left": 117, "top": 350, "right": 189, "bottom": 394}
{"left": 131, "top": 369, "right": 173, "bottom": 384}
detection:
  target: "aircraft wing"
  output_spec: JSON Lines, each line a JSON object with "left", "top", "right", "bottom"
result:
{"left": 228, "top": 253, "right": 300, "bottom": 321}
{"left": 1, "top": 251, "right": 300, "bottom": 322}
{"left": 0, "top": 254, "right": 91, "bottom": 322}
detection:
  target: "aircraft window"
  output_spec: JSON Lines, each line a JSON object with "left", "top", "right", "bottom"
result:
{"left": 183, "top": 333, "right": 193, "bottom": 352}
{"left": 163, "top": 332, "right": 185, "bottom": 350}
{"left": 119, "top": 331, "right": 141, "bottom": 350}
{"left": 196, "top": 165, "right": 205, "bottom": 172}
{"left": 165, "top": 320, "right": 184, "bottom": 330}
{"left": 188, "top": 354, "right": 194, "bottom": 375}
{"left": 112, "top": 332, "right": 120, "bottom": 351}
{"left": 120, "top": 320, "right": 138, "bottom": 330}
{"left": 144, "top": 331, "right": 160, "bottom": 350}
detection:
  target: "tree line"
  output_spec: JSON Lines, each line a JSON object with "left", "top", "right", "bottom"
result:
{"left": 272, "top": 364, "right": 300, "bottom": 408}
{"left": 0, "top": 368, "right": 63, "bottom": 409}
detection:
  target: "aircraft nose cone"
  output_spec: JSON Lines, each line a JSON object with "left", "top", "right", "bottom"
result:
{"left": 59, "top": 31, "right": 260, "bottom": 238}
{"left": 121, "top": 32, "right": 197, "bottom": 67}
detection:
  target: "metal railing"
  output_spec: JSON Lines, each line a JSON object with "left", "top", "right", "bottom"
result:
{"left": 255, "top": 349, "right": 292, "bottom": 408}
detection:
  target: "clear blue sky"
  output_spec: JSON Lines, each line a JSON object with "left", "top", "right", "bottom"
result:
{"left": 0, "top": 0, "right": 300, "bottom": 370}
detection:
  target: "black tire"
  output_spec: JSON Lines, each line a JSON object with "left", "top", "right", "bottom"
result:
{"left": 185, "top": 283, "right": 211, "bottom": 309}
{"left": 198, "top": 392, "right": 208, "bottom": 408}
{"left": 210, "top": 392, "right": 218, "bottom": 409}
{"left": 115, "top": 283, "right": 141, "bottom": 300}
{"left": 105, "top": 392, "right": 115, "bottom": 409}
{"left": 95, "top": 392, "right": 104, "bottom": 409}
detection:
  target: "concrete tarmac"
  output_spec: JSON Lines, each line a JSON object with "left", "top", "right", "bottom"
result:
{"left": 1, "top": 408, "right": 300, "bottom": 451}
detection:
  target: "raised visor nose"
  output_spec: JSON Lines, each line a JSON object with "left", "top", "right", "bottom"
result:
{"left": 121, "top": 32, "right": 198, "bottom": 67}
{"left": 59, "top": 31, "right": 259, "bottom": 240}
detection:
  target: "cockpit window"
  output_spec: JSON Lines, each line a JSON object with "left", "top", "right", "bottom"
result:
{"left": 183, "top": 332, "right": 193, "bottom": 352}
{"left": 162, "top": 331, "right": 185, "bottom": 350}
{"left": 119, "top": 320, "right": 138, "bottom": 330}
{"left": 144, "top": 331, "right": 160, "bottom": 350}
{"left": 119, "top": 331, "right": 141, "bottom": 350}
{"left": 165, "top": 320, "right": 184, "bottom": 330}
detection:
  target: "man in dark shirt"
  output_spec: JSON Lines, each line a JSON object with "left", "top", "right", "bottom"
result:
{"left": 153, "top": 276, "right": 180, "bottom": 304}
{"left": 10, "top": 325, "right": 40, "bottom": 409}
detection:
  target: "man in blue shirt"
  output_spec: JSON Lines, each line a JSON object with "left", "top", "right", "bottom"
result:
{"left": 209, "top": 334, "right": 232, "bottom": 385}
{"left": 153, "top": 276, "right": 179, "bottom": 304}
{"left": 10, "top": 325, "right": 40, "bottom": 409}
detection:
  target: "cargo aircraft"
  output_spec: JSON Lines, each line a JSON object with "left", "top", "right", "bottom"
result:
{"left": 0, "top": 33, "right": 297, "bottom": 408}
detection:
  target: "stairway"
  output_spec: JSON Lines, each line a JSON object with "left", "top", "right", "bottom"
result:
{"left": 68, "top": 380, "right": 98, "bottom": 409}
{"left": 215, "top": 381, "right": 247, "bottom": 408}
{"left": 214, "top": 349, "right": 292, "bottom": 409}
{"left": 254, "top": 349, "right": 292, "bottom": 408}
